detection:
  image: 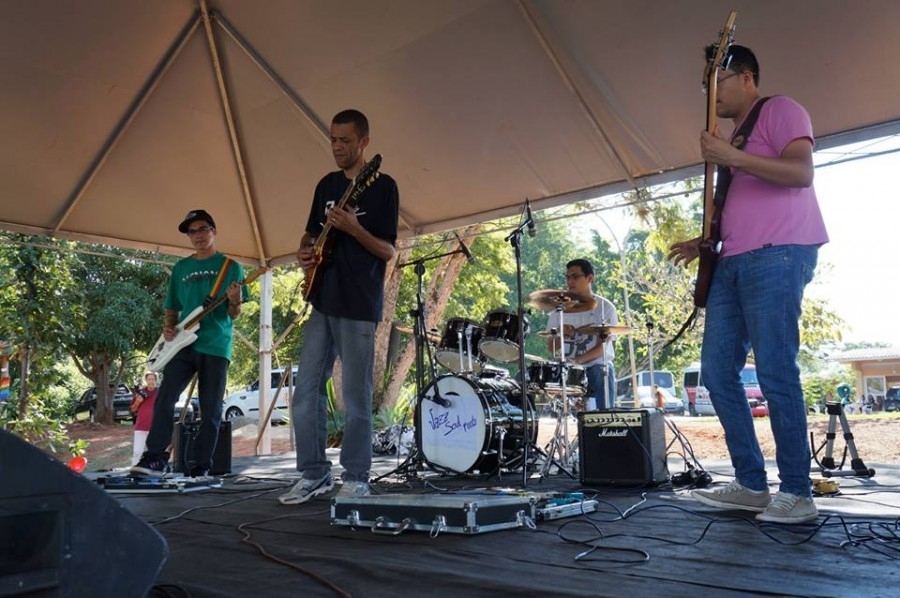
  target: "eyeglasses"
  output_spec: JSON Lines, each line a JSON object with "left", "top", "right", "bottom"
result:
{"left": 186, "top": 226, "right": 213, "bottom": 236}
{"left": 701, "top": 71, "right": 739, "bottom": 95}
{"left": 564, "top": 273, "right": 585, "bottom": 281}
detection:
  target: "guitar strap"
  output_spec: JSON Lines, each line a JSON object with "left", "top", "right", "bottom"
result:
{"left": 202, "top": 257, "right": 233, "bottom": 308}
{"left": 661, "top": 96, "right": 772, "bottom": 353}
{"left": 712, "top": 96, "right": 772, "bottom": 226}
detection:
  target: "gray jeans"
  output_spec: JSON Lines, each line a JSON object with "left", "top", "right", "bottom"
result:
{"left": 291, "top": 309, "right": 376, "bottom": 483}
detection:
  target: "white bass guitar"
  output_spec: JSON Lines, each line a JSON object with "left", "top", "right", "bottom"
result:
{"left": 146, "top": 267, "right": 266, "bottom": 372}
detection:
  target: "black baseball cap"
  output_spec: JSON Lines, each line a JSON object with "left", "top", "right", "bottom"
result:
{"left": 178, "top": 209, "right": 216, "bottom": 233}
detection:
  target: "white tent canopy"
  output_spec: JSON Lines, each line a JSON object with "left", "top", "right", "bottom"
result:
{"left": 2, "top": 0, "right": 900, "bottom": 266}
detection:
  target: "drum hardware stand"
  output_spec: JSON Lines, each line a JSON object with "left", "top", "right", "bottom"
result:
{"left": 811, "top": 400, "right": 875, "bottom": 478}
{"left": 504, "top": 198, "right": 536, "bottom": 487}
{"left": 540, "top": 307, "right": 579, "bottom": 476}
{"left": 376, "top": 246, "right": 473, "bottom": 482}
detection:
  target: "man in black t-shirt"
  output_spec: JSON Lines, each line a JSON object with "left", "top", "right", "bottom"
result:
{"left": 279, "top": 109, "right": 399, "bottom": 505}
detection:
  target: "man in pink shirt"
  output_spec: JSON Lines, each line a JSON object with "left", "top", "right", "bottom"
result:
{"left": 669, "top": 44, "right": 828, "bottom": 524}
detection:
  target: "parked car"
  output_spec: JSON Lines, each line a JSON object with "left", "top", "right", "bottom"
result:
{"left": 73, "top": 384, "right": 196, "bottom": 422}
{"left": 885, "top": 387, "right": 900, "bottom": 412}
{"left": 222, "top": 367, "right": 295, "bottom": 423}
{"left": 748, "top": 397, "right": 769, "bottom": 418}
{"left": 72, "top": 384, "right": 134, "bottom": 422}
{"left": 615, "top": 386, "right": 685, "bottom": 416}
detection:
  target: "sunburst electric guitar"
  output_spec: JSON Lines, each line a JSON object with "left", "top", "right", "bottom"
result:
{"left": 146, "top": 267, "right": 267, "bottom": 372}
{"left": 693, "top": 11, "right": 737, "bottom": 308}
{"left": 301, "top": 154, "right": 382, "bottom": 301}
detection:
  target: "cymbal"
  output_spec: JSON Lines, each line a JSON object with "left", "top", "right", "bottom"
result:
{"left": 575, "top": 324, "right": 632, "bottom": 337}
{"left": 527, "top": 289, "right": 596, "bottom": 313}
{"left": 395, "top": 324, "right": 441, "bottom": 343}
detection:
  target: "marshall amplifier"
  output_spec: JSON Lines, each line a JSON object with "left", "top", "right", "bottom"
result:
{"left": 173, "top": 420, "right": 232, "bottom": 475}
{"left": 577, "top": 409, "right": 668, "bottom": 487}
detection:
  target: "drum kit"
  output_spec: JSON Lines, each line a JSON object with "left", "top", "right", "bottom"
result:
{"left": 395, "top": 288, "right": 631, "bottom": 478}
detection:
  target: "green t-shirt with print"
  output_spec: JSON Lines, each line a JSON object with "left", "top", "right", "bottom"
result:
{"left": 165, "top": 252, "right": 247, "bottom": 361}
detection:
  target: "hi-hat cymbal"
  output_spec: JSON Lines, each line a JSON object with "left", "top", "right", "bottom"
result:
{"left": 575, "top": 324, "right": 632, "bottom": 337}
{"left": 395, "top": 324, "right": 441, "bottom": 343}
{"left": 527, "top": 289, "right": 596, "bottom": 313}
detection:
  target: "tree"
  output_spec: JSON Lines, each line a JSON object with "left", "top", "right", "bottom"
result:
{"left": 0, "top": 235, "right": 77, "bottom": 419}
{"left": 58, "top": 251, "right": 168, "bottom": 423}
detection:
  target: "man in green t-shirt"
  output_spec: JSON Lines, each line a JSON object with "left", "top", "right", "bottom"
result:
{"left": 131, "top": 209, "right": 247, "bottom": 478}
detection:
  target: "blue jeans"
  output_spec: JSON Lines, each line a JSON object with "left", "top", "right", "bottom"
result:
{"left": 291, "top": 309, "right": 376, "bottom": 483}
{"left": 585, "top": 362, "right": 615, "bottom": 410}
{"left": 701, "top": 244, "right": 818, "bottom": 497}
{"left": 146, "top": 347, "right": 228, "bottom": 470}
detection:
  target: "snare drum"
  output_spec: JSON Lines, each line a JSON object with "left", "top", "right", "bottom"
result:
{"left": 435, "top": 318, "right": 484, "bottom": 373}
{"left": 418, "top": 375, "right": 536, "bottom": 473}
{"left": 526, "top": 361, "right": 586, "bottom": 396}
{"left": 480, "top": 309, "right": 530, "bottom": 363}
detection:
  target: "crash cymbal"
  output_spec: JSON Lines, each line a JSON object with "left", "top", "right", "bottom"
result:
{"left": 395, "top": 324, "right": 441, "bottom": 343}
{"left": 575, "top": 324, "right": 632, "bottom": 337}
{"left": 527, "top": 289, "right": 597, "bottom": 313}
{"left": 524, "top": 353, "right": 544, "bottom": 362}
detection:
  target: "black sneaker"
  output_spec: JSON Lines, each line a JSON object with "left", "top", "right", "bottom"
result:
{"left": 130, "top": 453, "right": 170, "bottom": 478}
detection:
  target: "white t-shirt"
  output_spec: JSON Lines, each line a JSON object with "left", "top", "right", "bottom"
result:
{"left": 545, "top": 293, "right": 618, "bottom": 367}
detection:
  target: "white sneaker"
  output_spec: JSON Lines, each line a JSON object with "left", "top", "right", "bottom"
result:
{"left": 691, "top": 479, "right": 771, "bottom": 512}
{"left": 756, "top": 492, "right": 818, "bottom": 524}
{"left": 337, "top": 481, "right": 371, "bottom": 499}
{"left": 278, "top": 473, "right": 334, "bottom": 505}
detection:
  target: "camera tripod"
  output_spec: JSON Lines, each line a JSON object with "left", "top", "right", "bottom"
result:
{"left": 810, "top": 401, "right": 875, "bottom": 478}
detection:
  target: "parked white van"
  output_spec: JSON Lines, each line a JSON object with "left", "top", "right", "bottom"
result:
{"left": 615, "top": 370, "right": 678, "bottom": 406}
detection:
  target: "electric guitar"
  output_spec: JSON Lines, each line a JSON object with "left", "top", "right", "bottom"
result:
{"left": 694, "top": 11, "right": 737, "bottom": 308}
{"left": 145, "top": 267, "right": 267, "bottom": 372}
{"left": 301, "top": 154, "right": 382, "bottom": 301}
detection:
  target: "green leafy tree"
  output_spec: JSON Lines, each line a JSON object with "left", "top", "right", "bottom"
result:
{"left": 58, "top": 251, "right": 169, "bottom": 423}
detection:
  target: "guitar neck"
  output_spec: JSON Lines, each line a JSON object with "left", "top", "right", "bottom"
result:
{"left": 701, "top": 10, "right": 736, "bottom": 241}
{"left": 183, "top": 267, "right": 266, "bottom": 329}
{"left": 312, "top": 174, "right": 360, "bottom": 254}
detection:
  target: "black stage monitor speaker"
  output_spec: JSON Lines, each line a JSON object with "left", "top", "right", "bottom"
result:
{"left": 173, "top": 420, "right": 232, "bottom": 475}
{"left": 578, "top": 409, "right": 668, "bottom": 487}
{"left": 0, "top": 429, "right": 167, "bottom": 597}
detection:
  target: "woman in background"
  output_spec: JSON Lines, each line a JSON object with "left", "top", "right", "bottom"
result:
{"left": 131, "top": 372, "right": 158, "bottom": 466}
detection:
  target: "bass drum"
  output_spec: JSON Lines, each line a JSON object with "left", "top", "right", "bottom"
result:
{"left": 417, "top": 375, "right": 536, "bottom": 474}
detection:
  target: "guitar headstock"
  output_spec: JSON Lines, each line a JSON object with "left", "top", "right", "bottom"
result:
{"left": 703, "top": 11, "right": 737, "bottom": 94}
{"left": 349, "top": 154, "right": 383, "bottom": 203}
{"left": 241, "top": 266, "right": 268, "bottom": 286}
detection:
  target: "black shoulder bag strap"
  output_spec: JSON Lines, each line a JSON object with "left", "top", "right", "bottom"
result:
{"left": 712, "top": 95, "right": 772, "bottom": 220}
{"left": 662, "top": 96, "right": 773, "bottom": 353}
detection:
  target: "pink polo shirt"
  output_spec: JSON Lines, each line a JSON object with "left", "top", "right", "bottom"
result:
{"left": 719, "top": 95, "right": 829, "bottom": 257}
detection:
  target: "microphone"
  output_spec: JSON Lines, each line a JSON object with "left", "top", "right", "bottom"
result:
{"left": 429, "top": 394, "right": 451, "bottom": 408}
{"left": 454, "top": 232, "right": 476, "bottom": 264}
{"left": 525, "top": 198, "right": 536, "bottom": 238}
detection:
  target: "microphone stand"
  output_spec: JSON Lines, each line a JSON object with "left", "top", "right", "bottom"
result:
{"left": 375, "top": 245, "right": 470, "bottom": 481}
{"left": 504, "top": 204, "right": 534, "bottom": 488}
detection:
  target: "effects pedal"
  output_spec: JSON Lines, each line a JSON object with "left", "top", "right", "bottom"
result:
{"left": 671, "top": 468, "right": 712, "bottom": 487}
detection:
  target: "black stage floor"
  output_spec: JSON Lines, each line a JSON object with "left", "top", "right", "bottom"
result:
{"left": 106, "top": 446, "right": 900, "bottom": 598}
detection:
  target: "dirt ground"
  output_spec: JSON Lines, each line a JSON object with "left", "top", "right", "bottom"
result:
{"left": 62, "top": 411, "right": 899, "bottom": 472}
